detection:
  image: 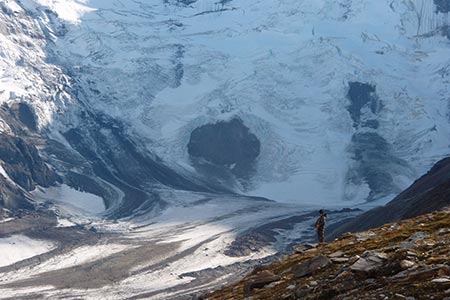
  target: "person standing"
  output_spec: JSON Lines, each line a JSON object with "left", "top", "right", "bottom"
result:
{"left": 315, "top": 209, "right": 327, "bottom": 243}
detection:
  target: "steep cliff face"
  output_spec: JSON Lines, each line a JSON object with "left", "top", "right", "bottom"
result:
{"left": 328, "top": 157, "right": 450, "bottom": 239}
{"left": 0, "top": 134, "right": 60, "bottom": 210}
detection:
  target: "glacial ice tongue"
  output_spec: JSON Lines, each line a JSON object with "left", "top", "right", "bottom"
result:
{"left": 3, "top": 0, "right": 450, "bottom": 206}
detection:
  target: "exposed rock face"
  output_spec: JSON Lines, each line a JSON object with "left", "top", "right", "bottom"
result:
{"left": 176, "top": 0, "right": 197, "bottom": 5}
{"left": 328, "top": 157, "right": 450, "bottom": 238}
{"left": 0, "top": 134, "right": 60, "bottom": 210}
{"left": 9, "top": 103, "right": 37, "bottom": 132}
{"left": 0, "top": 103, "right": 38, "bottom": 135}
{"left": 0, "top": 177, "right": 32, "bottom": 210}
{"left": 188, "top": 118, "right": 260, "bottom": 181}
{"left": 0, "top": 134, "right": 60, "bottom": 191}
{"left": 345, "top": 82, "right": 410, "bottom": 201}
{"left": 348, "top": 132, "right": 409, "bottom": 200}
{"left": 346, "top": 82, "right": 381, "bottom": 127}
{"left": 434, "top": 0, "right": 450, "bottom": 13}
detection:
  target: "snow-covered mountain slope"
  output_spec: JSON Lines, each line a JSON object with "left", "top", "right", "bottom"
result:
{"left": 44, "top": 0, "right": 450, "bottom": 205}
{"left": 0, "top": 0, "right": 449, "bottom": 208}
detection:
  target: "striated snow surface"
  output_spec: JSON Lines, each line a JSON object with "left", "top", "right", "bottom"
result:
{"left": 0, "top": 0, "right": 449, "bottom": 205}
{"left": 45, "top": 0, "right": 450, "bottom": 204}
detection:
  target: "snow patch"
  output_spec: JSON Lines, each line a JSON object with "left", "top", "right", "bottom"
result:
{"left": 24, "top": 0, "right": 95, "bottom": 23}
{"left": 0, "top": 235, "right": 55, "bottom": 267}
{"left": 32, "top": 184, "right": 105, "bottom": 214}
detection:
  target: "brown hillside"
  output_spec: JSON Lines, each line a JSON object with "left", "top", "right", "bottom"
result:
{"left": 203, "top": 207, "right": 450, "bottom": 300}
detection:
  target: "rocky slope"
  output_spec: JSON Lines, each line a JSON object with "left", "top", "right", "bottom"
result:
{"left": 328, "top": 156, "right": 450, "bottom": 239}
{"left": 203, "top": 207, "right": 450, "bottom": 300}
{"left": 0, "top": 133, "right": 60, "bottom": 211}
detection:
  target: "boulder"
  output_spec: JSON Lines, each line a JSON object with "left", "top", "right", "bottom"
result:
{"left": 398, "top": 241, "right": 417, "bottom": 249}
{"left": 350, "top": 251, "right": 387, "bottom": 272}
{"left": 408, "top": 231, "right": 428, "bottom": 242}
{"left": 292, "top": 243, "right": 318, "bottom": 254}
{"left": 431, "top": 277, "right": 450, "bottom": 283}
{"left": 400, "top": 260, "right": 417, "bottom": 270}
{"left": 332, "top": 257, "right": 350, "bottom": 263}
{"left": 243, "top": 270, "right": 281, "bottom": 297}
{"left": 329, "top": 250, "right": 345, "bottom": 258}
{"left": 293, "top": 255, "right": 332, "bottom": 278}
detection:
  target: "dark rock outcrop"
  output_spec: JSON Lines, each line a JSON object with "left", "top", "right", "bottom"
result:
{"left": 0, "top": 134, "right": 60, "bottom": 210}
{"left": 188, "top": 118, "right": 260, "bottom": 180}
{"left": 434, "top": 0, "right": 450, "bottom": 13}
{"left": 345, "top": 82, "right": 410, "bottom": 201}
{"left": 350, "top": 251, "right": 387, "bottom": 272}
{"left": 346, "top": 82, "right": 381, "bottom": 126}
{"left": 243, "top": 270, "right": 280, "bottom": 297}
{"left": 0, "top": 134, "right": 60, "bottom": 191}
{"left": 9, "top": 103, "right": 37, "bottom": 132}
{"left": 348, "top": 132, "right": 409, "bottom": 200}
{"left": 329, "top": 157, "right": 450, "bottom": 238}
{"left": 0, "top": 177, "right": 33, "bottom": 210}
{"left": 293, "top": 255, "right": 332, "bottom": 278}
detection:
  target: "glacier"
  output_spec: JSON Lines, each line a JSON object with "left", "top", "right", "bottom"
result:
{"left": 1, "top": 0, "right": 449, "bottom": 206}
{"left": 42, "top": 0, "right": 450, "bottom": 205}
{"left": 0, "top": 0, "right": 450, "bottom": 298}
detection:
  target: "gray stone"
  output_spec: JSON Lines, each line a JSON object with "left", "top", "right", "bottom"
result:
{"left": 350, "top": 251, "right": 387, "bottom": 272}
{"left": 398, "top": 241, "right": 417, "bottom": 249}
{"left": 293, "top": 255, "right": 332, "bottom": 278}
{"left": 309, "top": 280, "right": 318, "bottom": 286}
{"left": 438, "top": 228, "right": 450, "bottom": 235}
{"left": 286, "top": 285, "right": 296, "bottom": 290}
{"left": 400, "top": 260, "right": 417, "bottom": 270}
{"left": 355, "top": 231, "right": 377, "bottom": 241}
{"left": 243, "top": 270, "right": 281, "bottom": 297}
{"left": 292, "top": 243, "right": 317, "bottom": 254}
{"left": 431, "top": 277, "right": 450, "bottom": 283}
{"left": 406, "top": 250, "right": 418, "bottom": 257}
{"left": 329, "top": 250, "right": 345, "bottom": 257}
{"left": 408, "top": 231, "right": 428, "bottom": 242}
{"left": 331, "top": 257, "right": 350, "bottom": 263}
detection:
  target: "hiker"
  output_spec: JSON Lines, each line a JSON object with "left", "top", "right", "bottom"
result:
{"left": 315, "top": 209, "right": 327, "bottom": 243}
